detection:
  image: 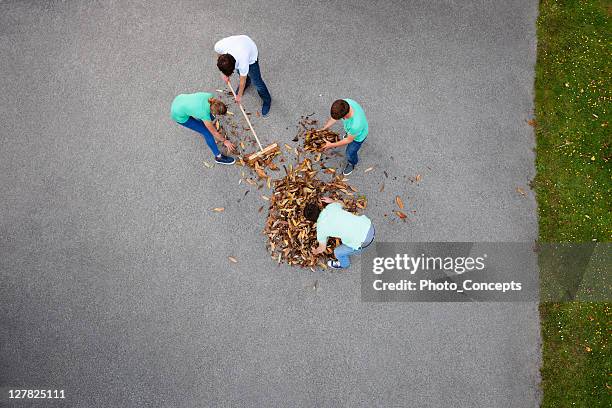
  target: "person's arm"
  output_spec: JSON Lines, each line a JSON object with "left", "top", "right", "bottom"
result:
{"left": 312, "top": 240, "right": 327, "bottom": 255}
{"left": 320, "top": 117, "right": 337, "bottom": 131}
{"left": 204, "top": 120, "right": 236, "bottom": 152}
{"left": 235, "top": 75, "right": 247, "bottom": 103}
{"left": 324, "top": 134, "right": 354, "bottom": 150}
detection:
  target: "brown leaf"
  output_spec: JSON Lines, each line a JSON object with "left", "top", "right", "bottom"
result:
{"left": 212, "top": 207, "right": 225, "bottom": 212}
{"left": 395, "top": 196, "right": 404, "bottom": 209}
{"left": 228, "top": 256, "right": 238, "bottom": 263}
{"left": 261, "top": 195, "right": 269, "bottom": 201}
{"left": 526, "top": 119, "right": 536, "bottom": 127}
{"left": 364, "top": 167, "right": 374, "bottom": 173}
{"left": 516, "top": 187, "right": 526, "bottom": 196}
{"left": 379, "top": 183, "right": 385, "bottom": 192}
{"left": 258, "top": 205, "right": 264, "bottom": 213}
{"left": 415, "top": 174, "right": 422, "bottom": 183}
{"left": 395, "top": 211, "right": 407, "bottom": 219}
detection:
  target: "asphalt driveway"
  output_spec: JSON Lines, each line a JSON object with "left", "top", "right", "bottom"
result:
{"left": 1, "top": 1, "right": 540, "bottom": 406}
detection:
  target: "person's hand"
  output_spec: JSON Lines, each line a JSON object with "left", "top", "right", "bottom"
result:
{"left": 223, "top": 139, "right": 236, "bottom": 153}
{"left": 321, "top": 197, "right": 334, "bottom": 204}
{"left": 322, "top": 141, "right": 333, "bottom": 150}
{"left": 235, "top": 93, "right": 241, "bottom": 104}
{"left": 312, "top": 246, "right": 325, "bottom": 255}
{"left": 221, "top": 74, "right": 230, "bottom": 84}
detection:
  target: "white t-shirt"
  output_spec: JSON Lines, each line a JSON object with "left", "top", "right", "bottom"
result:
{"left": 214, "top": 35, "right": 258, "bottom": 76}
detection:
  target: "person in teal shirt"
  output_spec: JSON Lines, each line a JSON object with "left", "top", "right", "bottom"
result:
{"left": 171, "top": 92, "right": 236, "bottom": 164}
{"left": 304, "top": 197, "right": 375, "bottom": 269}
{"left": 319, "top": 98, "right": 369, "bottom": 175}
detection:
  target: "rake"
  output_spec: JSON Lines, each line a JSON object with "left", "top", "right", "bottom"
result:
{"left": 227, "top": 82, "right": 279, "bottom": 163}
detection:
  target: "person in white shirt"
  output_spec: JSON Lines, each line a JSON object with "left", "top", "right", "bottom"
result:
{"left": 215, "top": 35, "right": 272, "bottom": 116}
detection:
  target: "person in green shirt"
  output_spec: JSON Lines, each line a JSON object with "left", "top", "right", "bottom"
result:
{"left": 304, "top": 197, "right": 375, "bottom": 269}
{"left": 171, "top": 92, "right": 236, "bottom": 165}
{"left": 319, "top": 98, "right": 369, "bottom": 176}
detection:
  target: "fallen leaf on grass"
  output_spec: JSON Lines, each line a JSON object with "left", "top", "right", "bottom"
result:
{"left": 526, "top": 119, "right": 537, "bottom": 127}
{"left": 395, "top": 196, "right": 404, "bottom": 209}
{"left": 228, "top": 256, "right": 238, "bottom": 263}
{"left": 212, "top": 207, "right": 225, "bottom": 212}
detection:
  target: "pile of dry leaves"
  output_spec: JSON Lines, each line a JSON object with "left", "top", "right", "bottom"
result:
{"left": 264, "top": 158, "right": 367, "bottom": 268}
{"left": 303, "top": 129, "right": 340, "bottom": 152}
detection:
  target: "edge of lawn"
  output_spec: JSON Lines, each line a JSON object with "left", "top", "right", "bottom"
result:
{"left": 534, "top": 1, "right": 611, "bottom": 407}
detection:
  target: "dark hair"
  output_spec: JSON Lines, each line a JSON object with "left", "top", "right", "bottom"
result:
{"left": 217, "top": 54, "right": 236, "bottom": 76}
{"left": 210, "top": 99, "right": 227, "bottom": 115}
{"left": 303, "top": 203, "right": 321, "bottom": 222}
{"left": 330, "top": 99, "right": 350, "bottom": 120}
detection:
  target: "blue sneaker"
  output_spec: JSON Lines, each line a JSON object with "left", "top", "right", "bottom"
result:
{"left": 327, "top": 260, "right": 343, "bottom": 269}
{"left": 342, "top": 163, "right": 354, "bottom": 176}
{"left": 261, "top": 103, "right": 271, "bottom": 117}
{"left": 214, "top": 154, "right": 235, "bottom": 165}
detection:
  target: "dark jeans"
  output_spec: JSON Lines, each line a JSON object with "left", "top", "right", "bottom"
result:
{"left": 346, "top": 139, "right": 364, "bottom": 165}
{"left": 238, "top": 60, "right": 271, "bottom": 107}
{"left": 179, "top": 116, "right": 220, "bottom": 157}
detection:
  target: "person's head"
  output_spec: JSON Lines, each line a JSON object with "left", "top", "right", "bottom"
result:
{"left": 303, "top": 202, "right": 321, "bottom": 223}
{"left": 330, "top": 99, "right": 350, "bottom": 120}
{"left": 209, "top": 99, "right": 227, "bottom": 116}
{"left": 217, "top": 54, "right": 236, "bottom": 76}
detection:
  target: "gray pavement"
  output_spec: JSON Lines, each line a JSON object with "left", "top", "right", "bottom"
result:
{"left": 0, "top": 1, "right": 541, "bottom": 407}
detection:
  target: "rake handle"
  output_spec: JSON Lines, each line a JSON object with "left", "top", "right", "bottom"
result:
{"left": 226, "top": 82, "right": 264, "bottom": 152}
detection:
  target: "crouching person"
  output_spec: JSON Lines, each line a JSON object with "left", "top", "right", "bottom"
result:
{"left": 305, "top": 197, "right": 375, "bottom": 269}
{"left": 171, "top": 92, "right": 236, "bottom": 164}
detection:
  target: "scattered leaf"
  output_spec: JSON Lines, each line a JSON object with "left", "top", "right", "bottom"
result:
{"left": 516, "top": 187, "right": 526, "bottom": 196}
{"left": 395, "top": 211, "right": 407, "bottom": 219}
{"left": 212, "top": 207, "right": 225, "bottom": 212}
{"left": 364, "top": 167, "right": 374, "bottom": 173}
{"left": 228, "top": 256, "right": 238, "bottom": 263}
{"left": 395, "top": 196, "right": 404, "bottom": 209}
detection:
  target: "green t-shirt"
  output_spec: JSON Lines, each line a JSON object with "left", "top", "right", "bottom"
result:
{"left": 342, "top": 99, "right": 368, "bottom": 142}
{"left": 171, "top": 92, "right": 214, "bottom": 124}
{"left": 316, "top": 203, "right": 372, "bottom": 250}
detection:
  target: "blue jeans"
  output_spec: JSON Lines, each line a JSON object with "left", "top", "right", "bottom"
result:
{"left": 237, "top": 60, "right": 271, "bottom": 107}
{"left": 346, "top": 139, "right": 364, "bottom": 165}
{"left": 179, "top": 116, "right": 220, "bottom": 157}
{"left": 333, "top": 224, "right": 375, "bottom": 268}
